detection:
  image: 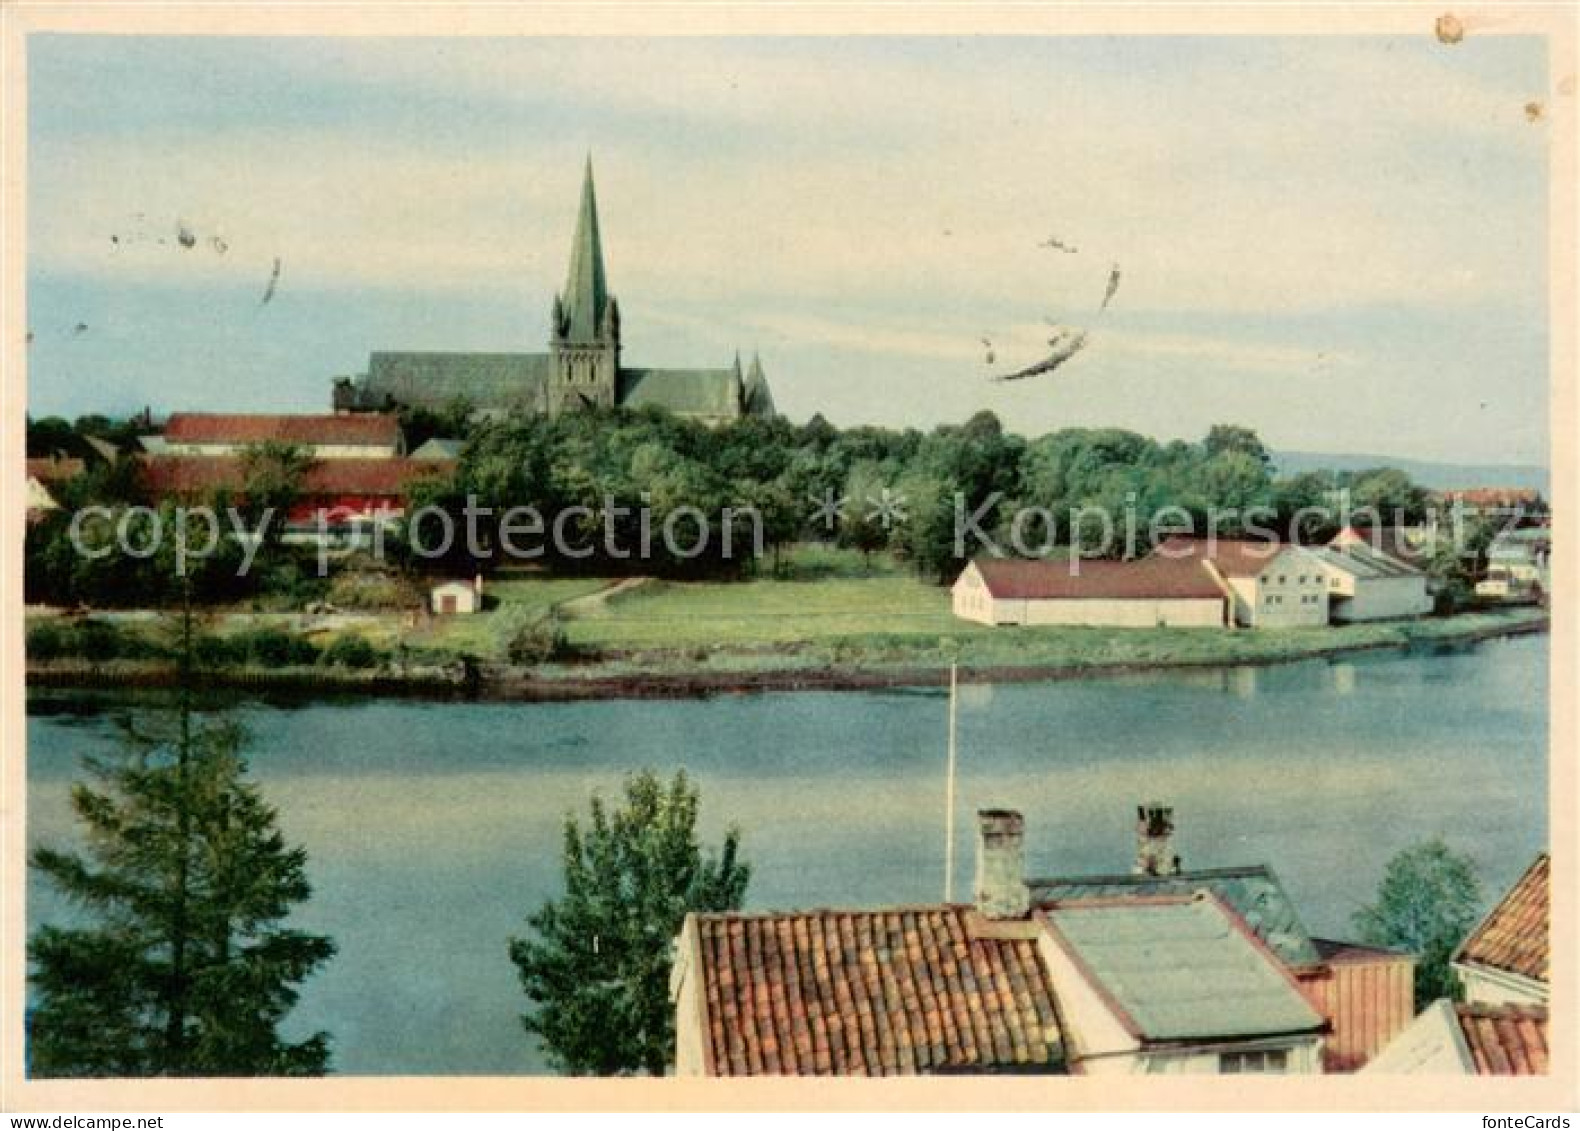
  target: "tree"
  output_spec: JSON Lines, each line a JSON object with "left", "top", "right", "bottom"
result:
{"left": 1352, "top": 838, "right": 1482, "bottom": 1006}
{"left": 239, "top": 442, "right": 314, "bottom": 543}
{"left": 1204, "top": 423, "right": 1271, "bottom": 469}
{"left": 509, "top": 770, "right": 749, "bottom": 1075}
{"left": 27, "top": 604, "right": 336, "bottom": 1076}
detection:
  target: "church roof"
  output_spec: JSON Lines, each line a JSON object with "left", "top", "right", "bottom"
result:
{"left": 561, "top": 157, "right": 611, "bottom": 342}
{"left": 363, "top": 352, "right": 551, "bottom": 413}
{"left": 619, "top": 367, "right": 741, "bottom": 418}
{"left": 743, "top": 352, "right": 776, "bottom": 417}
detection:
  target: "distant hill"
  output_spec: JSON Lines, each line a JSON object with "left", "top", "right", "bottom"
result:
{"left": 1273, "top": 450, "right": 1549, "bottom": 495}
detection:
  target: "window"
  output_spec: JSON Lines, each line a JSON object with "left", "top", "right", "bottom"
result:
{"left": 1220, "top": 1048, "right": 1289, "bottom": 1074}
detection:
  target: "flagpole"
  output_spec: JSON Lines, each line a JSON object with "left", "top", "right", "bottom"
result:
{"left": 944, "top": 661, "right": 958, "bottom": 903}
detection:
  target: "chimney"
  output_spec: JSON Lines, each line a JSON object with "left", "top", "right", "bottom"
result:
{"left": 1134, "top": 804, "right": 1181, "bottom": 877}
{"left": 974, "top": 809, "right": 1030, "bottom": 919}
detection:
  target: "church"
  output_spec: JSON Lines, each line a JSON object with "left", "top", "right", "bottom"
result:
{"left": 332, "top": 160, "right": 776, "bottom": 425}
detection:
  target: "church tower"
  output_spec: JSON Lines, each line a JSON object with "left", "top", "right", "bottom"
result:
{"left": 550, "top": 157, "right": 621, "bottom": 415}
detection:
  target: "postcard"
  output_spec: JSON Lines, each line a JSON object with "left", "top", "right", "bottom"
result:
{"left": 2, "top": 2, "right": 1574, "bottom": 1115}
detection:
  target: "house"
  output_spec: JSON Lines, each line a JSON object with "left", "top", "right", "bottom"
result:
{"left": 1038, "top": 892, "right": 1326, "bottom": 1074}
{"left": 1362, "top": 1000, "right": 1548, "bottom": 1075}
{"left": 1311, "top": 543, "right": 1433, "bottom": 622}
{"left": 333, "top": 160, "right": 777, "bottom": 426}
{"left": 951, "top": 555, "right": 1227, "bottom": 628}
{"left": 159, "top": 412, "right": 405, "bottom": 460}
{"left": 1329, "top": 524, "right": 1434, "bottom": 571}
{"left": 1435, "top": 487, "right": 1546, "bottom": 521}
{"left": 138, "top": 455, "right": 453, "bottom": 543}
{"left": 409, "top": 437, "right": 465, "bottom": 461}
{"left": 1364, "top": 853, "right": 1550, "bottom": 1076}
{"left": 1477, "top": 530, "right": 1550, "bottom": 603}
{"left": 1159, "top": 537, "right": 1329, "bottom": 628}
{"left": 430, "top": 578, "right": 482, "bottom": 616}
{"left": 1031, "top": 808, "right": 1414, "bottom": 1073}
{"left": 673, "top": 807, "right": 1413, "bottom": 1076}
{"left": 25, "top": 456, "right": 85, "bottom": 516}
{"left": 1453, "top": 854, "right": 1549, "bottom": 1008}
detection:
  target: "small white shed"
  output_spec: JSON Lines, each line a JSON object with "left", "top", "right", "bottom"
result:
{"left": 430, "top": 576, "right": 483, "bottom": 616}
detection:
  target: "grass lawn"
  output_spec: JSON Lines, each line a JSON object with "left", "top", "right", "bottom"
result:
{"left": 416, "top": 575, "right": 615, "bottom": 658}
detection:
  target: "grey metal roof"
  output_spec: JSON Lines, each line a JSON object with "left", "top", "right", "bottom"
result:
{"left": 1042, "top": 895, "right": 1325, "bottom": 1042}
{"left": 409, "top": 437, "right": 465, "bottom": 460}
{"left": 1312, "top": 543, "right": 1425, "bottom": 581}
{"left": 619, "top": 366, "right": 741, "bottom": 418}
{"left": 361, "top": 352, "right": 552, "bottom": 413}
{"left": 1029, "top": 865, "right": 1322, "bottom": 968}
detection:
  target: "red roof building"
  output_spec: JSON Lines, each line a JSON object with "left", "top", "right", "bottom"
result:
{"left": 137, "top": 455, "right": 453, "bottom": 526}
{"left": 952, "top": 555, "right": 1227, "bottom": 628}
{"left": 1363, "top": 1000, "right": 1548, "bottom": 1076}
{"left": 162, "top": 413, "right": 403, "bottom": 458}
{"left": 1454, "top": 853, "right": 1549, "bottom": 1006}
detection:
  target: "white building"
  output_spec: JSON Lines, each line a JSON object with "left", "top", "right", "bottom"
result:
{"left": 1361, "top": 999, "right": 1547, "bottom": 1075}
{"left": 1453, "top": 854, "right": 1549, "bottom": 1008}
{"left": 430, "top": 577, "right": 483, "bottom": 616}
{"left": 1312, "top": 543, "right": 1433, "bottom": 622}
{"left": 673, "top": 810, "right": 1331, "bottom": 1078}
{"left": 1036, "top": 894, "right": 1325, "bottom": 1075}
{"left": 1160, "top": 537, "right": 1329, "bottom": 628}
{"left": 951, "top": 555, "right": 1227, "bottom": 628}
{"left": 160, "top": 413, "right": 404, "bottom": 460}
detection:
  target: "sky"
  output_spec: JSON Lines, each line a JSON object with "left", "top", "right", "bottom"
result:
{"left": 26, "top": 34, "right": 1552, "bottom": 465}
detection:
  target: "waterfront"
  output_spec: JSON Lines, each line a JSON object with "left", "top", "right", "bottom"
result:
{"left": 26, "top": 634, "right": 1548, "bottom": 1074}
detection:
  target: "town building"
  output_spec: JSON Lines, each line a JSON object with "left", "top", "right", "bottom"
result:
{"left": 1361, "top": 1000, "right": 1548, "bottom": 1076}
{"left": 409, "top": 437, "right": 464, "bottom": 462}
{"left": 159, "top": 413, "right": 405, "bottom": 460}
{"left": 951, "top": 556, "right": 1227, "bottom": 628}
{"left": 138, "top": 455, "right": 452, "bottom": 544}
{"left": 25, "top": 456, "right": 85, "bottom": 517}
{"left": 1328, "top": 524, "right": 1433, "bottom": 571}
{"left": 1160, "top": 537, "right": 1329, "bottom": 628}
{"left": 1364, "top": 853, "right": 1549, "bottom": 1076}
{"left": 1434, "top": 487, "right": 1547, "bottom": 521}
{"left": 1453, "top": 854, "right": 1549, "bottom": 1008}
{"left": 672, "top": 807, "right": 1415, "bottom": 1076}
{"left": 332, "top": 160, "right": 777, "bottom": 426}
{"left": 430, "top": 578, "right": 482, "bottom": 616}
{"left": 1477, "top": 529, "right": 1550, "bottom": 603}
{"left": 1310, "top": 542, "right": 1433, "bottom": 622}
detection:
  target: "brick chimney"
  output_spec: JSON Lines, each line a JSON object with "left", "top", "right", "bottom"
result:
{"left": 1134, "top": 804, "right": 1181, "bottom": 876}
{"left": 974, "top": 809, "right": 1030, "bottom": 919}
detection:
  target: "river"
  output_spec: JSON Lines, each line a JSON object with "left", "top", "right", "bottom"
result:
{"left": 25, "top": 633, "right": 1548, "bottom": 1074}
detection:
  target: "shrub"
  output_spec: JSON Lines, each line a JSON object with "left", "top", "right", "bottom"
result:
{"left": 235, "top": 627, "right": 320, "bottom": 668}
{"left": 322, "top": 634, "right": 380, "bottom": 669}
{"left": 193, "top": 633, "right": 243, "bottom": 670}
{"left": 75, "top": 619, "right": 126, "bottom": 662}
{"left": 26, "top": 621, "right": 68, "bottom": 661}
{"left": 506, "top": 614, "right": 571, "bottom": 666}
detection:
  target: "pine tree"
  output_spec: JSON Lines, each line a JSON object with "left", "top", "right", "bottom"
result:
{"left": 28, "top": 602, "right": 336, "bottom": 1076}
{"left": 509, "top": 770, "right": 748, "bottom": 1075}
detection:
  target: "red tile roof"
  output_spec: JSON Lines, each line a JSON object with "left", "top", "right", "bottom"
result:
{"left": 26, "top": 457, "right": 86, "bottom": 483}
{"left": 1456, "top": 1003, "right": 1548, "bottom": 1075}
{"left": 970, "top": 555, "right": 1223, "bottom": 601}
{"left": 686, "top": 908, "right": 1063, "bottom": 1075}
{"left": 1457, "top": 854, "right": 1549, "bottom": 984}
{"left": 1437, "top": 487, "right": 1543, "bottom": 508}
{"left": 138, "top": 455, "right": 454, "bottom": 499}
{"left": 164, "top": 413, "right": 401, "bottom": 447}
{"left": 1157, "top": 536, "right": 1296, "bottom": 579}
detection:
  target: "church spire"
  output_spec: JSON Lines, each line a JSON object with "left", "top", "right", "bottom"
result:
{"left": 562, "top": 155, "right": 610, "bottom": 342}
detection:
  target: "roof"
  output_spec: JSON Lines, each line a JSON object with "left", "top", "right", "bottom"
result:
{"left": 410, "top": 437, "right": 464, "bottom": 460}
{"left": 1456, "top": 853, "right": 1549, "bottom": 984}
{"left": 361, "top": 352, "right": 552, "bottom": 413}
{"left": 139, "top": 455, "right": 454, "bottom": 498}
{"left": 1437, "top": 487, "right": 1544, "bottom": 507}
{"left": 685, "top": 907, "right": 1064, "bottom": 1075}
{"left": 1455, "top": 1003, "right": 1548, "bottom": 1075}
{"left": 743, "top": 353, "right": 777, "bottom": 417}
{"left": 1330, "top": 526, "right": 1430, "bottom": 568}
{"left": 1030, "top": 866, "right": 1323, "bottom": 969}
{"left": 560, "top": 158, "right": 612, "bottom": 342}
{"left": 619, "top": 366, "right": 742, "bottom": 418}
{"left": 1039, "top": 894, "right": 1325, "bottom": 1043}
{"left": 165, "top": 412, "right": 401, "bottom": 447}
{"left": 1157, "top": 536, "right": 1307, "bottom": 579}
{"left": 1311, "top": 543, "right": 1426, "bottom": 581}
{"left": 968, "top": 555, "right": 1224, "bottom": 601}
{"left": 26, "top": 457, "right": 86, "bottom": 483}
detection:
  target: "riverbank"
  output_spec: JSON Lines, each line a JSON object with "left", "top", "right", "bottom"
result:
{"left": 27, "top": 606, "right": 1549, "bottom": 702}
